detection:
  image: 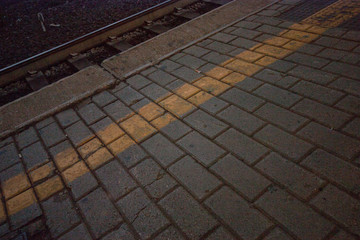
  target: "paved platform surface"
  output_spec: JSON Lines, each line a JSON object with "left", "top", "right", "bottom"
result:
{"left": 1, "top": 0, "right": 360, "bottom": 239}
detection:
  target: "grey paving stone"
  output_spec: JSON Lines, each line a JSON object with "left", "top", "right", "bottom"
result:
{"left": 285, "top": 52, "right": 329, "bottom": 69}
{"left": 263, "top": 227, "right": 292, "bottom": 240}
{"left": 291, "top": 98, "right": 351, "bottom": 129}
{"left": 171, "top": 66, "right": 204, "bottom": 83}
{"left": 142, "top": 134, "right": 184, "bottom": 167}
{"left": 256, "top": 187, "right": 333, "bottom": 240}
{"left": 302, "top": 149, "right": 360, "bottom": 194}
{"left": 234, "top": 76, "right": 263, "bottom": 91}
{"left": 42, "top": 192, "right": 80, "bottom": 238}
{"left": 311, "top": 185, "right": 360, "bottom": 236}
{"left": 297, "top": 43, "right": 324, "bottom": 55}
{"left": 317, "top": 48, "right": 347, "bottom": 60}
{"left": 254, "top": 84, "right": 302, "bottom": 108}
{"left": 115, "top": 86, "right": 144, "bottom": 106}
{"left": 153, "top": 226, "right": 184, "bottom": 240}
{"left": 218, "top": 105, "right": 265, "bottom": 135}
{"left": 291, "top": 81, "right": 344, "bottom": 105}
{"left": 0, "top": 223, "right": 10, "bottom": 238}
{"left": 176, "top": 54, "right": 206, "bottom": 69}
{"left": 230, "top": 27, "right": 262, "bottom": 39}
{"left": 159, "top": 187, "right": 217, "bottom": 239}
{"left": 39, "top": 122, "right": 66, "bottom": 147}
{"left": 159, "top": 119, "right": 191, "bottom": 141}
{"left": 254, "top": 16, "right": 282, "bottom": 26}
{"left": 210, "top": 32, "right": 237, "bottom": 43}
{"left": 148, "top": 69, "right": 177, "bottom": 86}
{"left": 322, "top": 28, "right": 347, "bottom": 37}
{"left": 156, "top": 59, "right": 182, "bottom": 72}
{"left": 297, "top": 122, "right": 360, "bottom": 159}
{"left": 117, "top": 188, "right": 169, "bottom": 239}
{"left": 49, "top": 140, "right": 79, "bottom": 171}
{"left": 330, "top": 230, "right": 358, "bottom": 240}
{"left": 21, "top": 141, "right": 49, "bottom": 171}
{"left": 66, "top": 171, "right": 98, "bottom": 200}
{"left": 254, "top": 69, "right": 285, "bottom": 84}
{"left": 288, "top": 65, "right": 336, "bottom": 85}
{"left": 96, "top": 160, "right": 136, "bottom": 200}
{"left": 103, "top": 100, "right": 133, "bottom": 123}
{"left": 212, "top": 154, "right": 270, "bottom": 200}
{"left": 201, "top": 51, "right": 233, "bottom": 66}
{"left": 102, "top": 224, "right": 136, "bottom": 240}
{"left": 169, "top": 156, "right": 221, "bottom": 200}
{"left": 130, "top": 158, "right": 176, "bottom": 199}
{"left": 78, "top": 188, "right": 122, "bottom": 238}
{"left": 335, "top": 95, "right": 360, "bottom": 115}
{"left": 110, "top": 82, "right": 127, "bottom": 93}
{"left": 141, "top": 67, "right": 157, "bottom": 76}
{"left": 92, "top": 91, "right": 116, "bottom": 107}
{"left": 35, "top": 117, "right": 55, "bottom": 130}
{"left": 216, "top": 128, "right": 269, "bottom": 164}
{"left": 15, "top": 127, "right": 38, "bottom": 149}
{"left": 183, "top": 45, "right": 211, "bottom": 57}
{"left": 126, "top": 74, "right": 151, "bottom": 90}
{"left": 205, "top": 186, "right": 272, "bottom": 240}
{"left": 65, "top": 121, "right": 94, "bottom": 147}
{"left": 315, "top": 37, "right": 357, "bottom": 50}
{"left": 205, "top": 41, "right": 237, "bottom": 54}
{"left": 0, "top": 143, "right": 20, "bottom": 171}
{"left": 268, "top": 59, "right": 296, "bottom": 73}
{"left": 198, "top": 96, "right": 229, "bottom": 114}
{"left": 56, "top": 109, "right": 80, "bottom": 128}
{"left": 230, "top": 37, "right": 259, "bottom": 49}
{"left": 256, "top": 152, "right": 324, "bottom": 199}
{"left": 90, "top": 117, "right": 124, "bottom": 144}
{"left": 255, "top": 124, "right": 313, "bottom": 161}
{"left": 234, "top": 21, "right": 261, "bottom": 29}
{"left": 255, "top": 103, "right": 307, "bottom": 132}
{"left": 0, "top": 137, "right": 12, "bottom": 148}
{"left": 77, "top": 103, "right": 106, "bottom": 125}
{"left": 256, "top": 24, "right": 285, "bottom": 35}
{"left": 177, "top": 131, "right": 225, "bottom": 166}
{"left": 10, "top": 200, "right": 42, "bottom": 229}
{"left": 184, "top": 110, "right": 228, "bottom": 138}
{"left": 341, "top": 52, "right": 360, "bottom": 65}
{"left": 206, "top": 227, "right": 236, "bottom": 240}
{"left": 58, "top": 224, "right": 92, "bottom": 240}
{"left": 140, "top": 83, "right": 171, "bottom": 102}
{"left": 323, "top": 61, "right": 360, "bottom": 80}
{"left": 170, "top": 52, "right": 186, "bottom": 61}
{"left": 220, "top": 88, "right": 265, "bottom": 112}
{"left": 343, "top": 118, "right": 360, "bottom": 138}
{"left": 117, "top": 144, "right": 147, "bottom": 168}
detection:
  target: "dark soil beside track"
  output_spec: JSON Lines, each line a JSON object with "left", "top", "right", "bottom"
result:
{"left": 0, "top": 0, "right": 166, "bottom": 69}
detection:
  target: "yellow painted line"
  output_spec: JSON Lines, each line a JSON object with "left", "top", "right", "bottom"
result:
{"left": 1, "top": 0, "right": 356, "bottom": 219}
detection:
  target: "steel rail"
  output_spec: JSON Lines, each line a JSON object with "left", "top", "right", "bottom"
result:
{"left": 0, "top": 0, "right": 197, "bottom": 86}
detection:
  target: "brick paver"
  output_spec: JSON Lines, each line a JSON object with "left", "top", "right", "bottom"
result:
{"left": 1, "top": 1, "right": 360, "bottom": 239}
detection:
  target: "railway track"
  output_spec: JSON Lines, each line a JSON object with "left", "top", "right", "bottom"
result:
{"left": 0, "top": 0, "right": 232, "bottom": 106}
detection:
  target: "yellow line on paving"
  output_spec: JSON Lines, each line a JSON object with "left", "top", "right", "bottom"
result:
{"left": 1, "top": 0, "right": 356, "bottom": 220}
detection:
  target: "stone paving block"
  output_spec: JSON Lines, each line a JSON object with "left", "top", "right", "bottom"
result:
{"left": 335, "top": 95, "right": 360, "bottom": 115}
{"left": 330, "top": 230, "right": 358, "bottom": 240}
{"left": 158, "top": 119, "right": 191, "bottom": 141}
{"left": 0, "top": 143, "right": 20, "bottom": 172}
{"left": 160, "top": 95, "right": 195, "bottom": 118}
{"left": 56, "top": 109, "right": 80, "bottom": 128}
{"left": 15, "top": 127, "right": 38, "bottom": 150}
{"left": 78, "top": 103, "right": 106, "bottom": 125}
{"left": 0, "top": 163, "right": 30, "bottom": 200}
{"left": 315, "top": 37, "right": 357, "bottom": 51}
{"left": 102, "top": 224, "right": 136, "bottom": 240}
{"left": 255, "top": 124, "right": 313, "bottom": 161}
{"left": 169, "top": 156, "right": 221, "bottom": 200}
{"left": 230, "top": 37, "right": 259, "bottom": 49}
{"left": 285, "top": 52, "right": 329, "bottom": 69}
{"left": 216, "top": 128, "right": 268, "bottom": 164}
{"left": 170, "top": 52, "right": 186, "bottom": 61}
{"left": 126, "top": 74, "right": 151, "bottom": 90}
{"left": 130, "top": 158, "right": 176, "bottom": 199}
{"left": 288, "top": 65, "right": 336, "bottom": 85}
{"left": 115, "top": 86, "right": 144, "bottom": 106}
{"left": 256, "top": 24, "right": 286, "bottom": 35}
{"left": 254, "top": 83, "right": 302, "bottom": 108}
{"left": 110, "top": 82, "right": 127, "bottom": 93}
{"left": 341, "top": 52, "right": 360, "bottom": 65}
{"left": 183, "top": 45, "right": 210, "bottom": 57}
{"left": 35, "top": 117, "right": 55, "bottom": 130}
{"left": 78, "top": 138, "right": 102, "bottom": 159}
{"left": 297, "top": 122, "right": 360, "bottom": 159}
{"left": 103, "top": 100, "right": 134, "bottom": 123}
{"left": 171, "top": 66, "right": 203, "bottom": 83}
{"left": 233, "top": 76, "right": 263, "bottom": 91}
{"left": 142, "top": 133, "right": 184, "bottom": 167}
{"left": 317, "top": 48, "right": 347, "bottom": 61}
{"left": 302, "top": 149, "right": 360, "bottom": 195}
{"left": 291, "top": 81, "right": 344, "bottom": 105}
{"left": 166, "top": 79, "right": 199, "bottom": 99}
{"left": 58, "top": 224, "right": 92, "bottom": 240}
{"left": 96, "top": 160, "right": 136, "bottom": 200}
{"left": 294, "top": 42, "right": 324, "bottom": 55}
{"left": 323, "top": 62, "right": 360, "bottom": 80}
{"left": 255, "top": 44, "right": 292, "bottom": 58}
{"left": 231, "top": 49, "right": 264, "bottom": 62}
{"left": 205, "top": 41, "right": 237, "bottom": 54}
{"left": 42, "top": 192, "right": 80, "bottom": 238}
{"left": 263, "top": 227, "right": 292, "bottom": 240}
{"left": 222, "top": 26, "right": 237, "bottom": 33}
{"left": 107, "top": 134, "right": 134, "bottom": 157}
{"left": 291, "top": 98, "right": 351, "bottom": 129}
{"left": 78, "top": 188, "right": 122, "bottom": 239}
{"left": 254, "top": 68, "right": 285, "bottom": 84}
{"left": 120, "top": 114, "right": 156, "bottom": 142}
{"left": 29, "top": 162, "right": 55, "bottom": 184}
{"left": 39, "top": 122, "right": 66, "bottom": 147}
{"left": 201, "top": 51, "right": 233, "bottom": 66}
{"left": 210, "top": 32, "right": 237, "bottom": 43}
{"left": 142, "top": 67, "right": 157, "bottom": 76}
{"left": 156, "top": 60, "right": 181, "bottom": 73}
{"left": 192, "top": 93, "right": 229, "bottom": 114}
{"left": 154, "top": 226, "right": 184, "bottom": 240}
{"left": 148, "top": 69, "right": 177, "bottom": 86}
{"left": 49, "top": 140, "right": 79, "bottom": 171}
{"left": 230, "top": 28, "right": 262, "bottom": 39}
{"left": 160, "top": 187, "right": 217, "bottom": 239}
{"left": 117, "top": 144, "right": 147, "bottom": 168}
{"left": 198, "top": 64, "right": 232, "bottom": 80}
{"left": 211, "top": 154, "right": 270, "bottom": 200}
{"left": 343, "top": 118, "right": 360, "bottom": 139}
{"left": 65, "top": 121, "right": 94, "bottom": 147}
{"left": 205, "top": 186, "right": 272, "bottom": 240}
{"left": 225, "top": 59, "right": 263, "bottom": 76}
{"left": 184, "top": 110, "right": 228, "bottom": 138}
{"left": 254, "top": 16, "right": 282, "bottom": 26}
{"left": 177, "top": 131, "right": 225, "bottom": 166}
{"left": 264, "top": 58, "right": 296, "bottom": 73}
{"left": 218, "top": 105, "right": 265, "bottom": 135}
{"left": 92, "top": 91, "right": 116, "bottom": 107}
{"left": 311, "top": 185, "right": 360, "bottom": 236}
{"left": 140, "top": 83, "right": 171, "bottom": 102}
{"left": 220, "top": 88, "right": 265, "bottom": 112}
{"left": 35, "top": 175, "right": 63, "bottom": 200}
{"left": 255, "top": 103, "right": 307, "bottom": 132}
{"left": 194, "top": 76, "right": 230, "bottom": 95}
{"left": 234, "top": 21, "right": 261, "bottom": 29}
{"left": 85, "top": 147, "right": 113, "bottom": 170}
{"left": 0, "top": 137, "right": 12, "bottom": 148}
{"left": 90, "top": 117, "right": 124, "bottom": 144}
{"left": 176, "top": 54, "right": 206, "bottom": 69}
{"left": 256, "top": 187, "right": 333, "bottom": 240}
{"left": 206, "top": 227, "right": 236, "bottom": 240}
{"left": 256, "top": 152, "right": 323, "bottom": 199}
{"left": 131, "top": 98, "right": 165, "bottom": 121}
